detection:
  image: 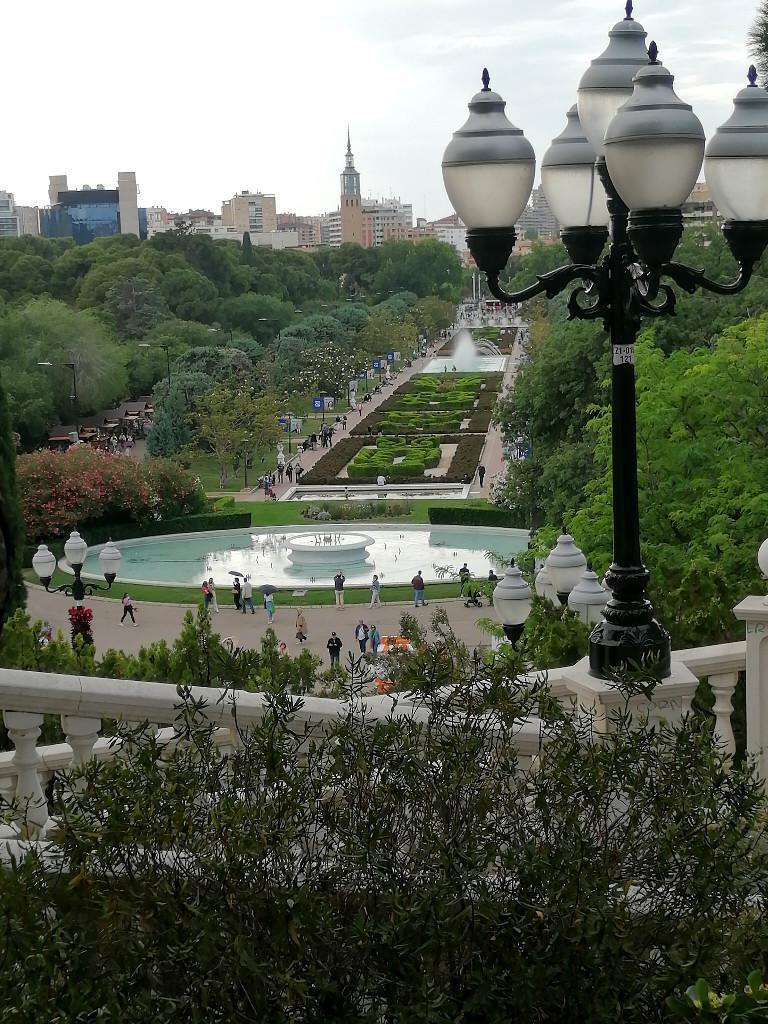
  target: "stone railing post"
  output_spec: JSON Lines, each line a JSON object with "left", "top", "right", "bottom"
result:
{"left": 708, "top": 673, "right": 737, "bottom": 759}
{"left": 3, "top": 711, "right": 48, "bottom": 838}
{"left": 734, "top": 597, "right": 768, "bottom": 781}
{"left": 62, "top": 715, "right": 102, "bottom": 792}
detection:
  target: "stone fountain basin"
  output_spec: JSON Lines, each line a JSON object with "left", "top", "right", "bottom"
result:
{"left": 286, "top": 532, "right": 374, "bottom": 566}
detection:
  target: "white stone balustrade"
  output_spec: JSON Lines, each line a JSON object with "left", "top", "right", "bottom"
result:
{"left": 0, "top": 629, "right": 751, "bottom": 851}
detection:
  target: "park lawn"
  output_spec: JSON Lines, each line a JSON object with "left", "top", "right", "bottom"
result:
{"left": 24, "top": 569, "right": 463, "bottom": 608}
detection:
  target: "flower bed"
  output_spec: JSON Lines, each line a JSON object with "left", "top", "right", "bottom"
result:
{"left": 347, "top": 437, "right": 441, "bottom": 480}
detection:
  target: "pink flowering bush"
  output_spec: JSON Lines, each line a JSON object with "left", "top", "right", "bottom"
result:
{"left": 18, "top": 447, "right": 206, "bottom": 541}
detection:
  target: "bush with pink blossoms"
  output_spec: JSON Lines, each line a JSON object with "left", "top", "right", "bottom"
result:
{"left": 18, "top": 447, "right": 206, "bottom": 541}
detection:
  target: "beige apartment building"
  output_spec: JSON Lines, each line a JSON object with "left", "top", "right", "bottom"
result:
{"left": 221, "top": 191, "right": 277, "bottom": 236}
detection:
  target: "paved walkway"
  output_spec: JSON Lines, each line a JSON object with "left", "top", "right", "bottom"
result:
{"left": 469, "top": 337, "right": 524, "bottom": 499}
{"left": 26, "top": 585, "right": 494, "bottom": 664}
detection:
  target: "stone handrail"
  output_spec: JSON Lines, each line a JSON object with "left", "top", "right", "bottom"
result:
{"left": 0, "top": 668, "right": 547, "bottom": 842}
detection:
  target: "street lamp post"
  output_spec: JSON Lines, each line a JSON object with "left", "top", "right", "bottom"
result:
{"left": 31, "top": 531, "right": 122, "bottom": 606}
{"left": 492, "top": 561, "right": 533, "bottom": 647}
{"left": 443, "top": 5, "right": 768, "bottom": 679}
{"left": 38, "top": 360, "right": 79, "bottom": 440}
{"left": 138, "top": 343, "right": 172, "bottom": 390}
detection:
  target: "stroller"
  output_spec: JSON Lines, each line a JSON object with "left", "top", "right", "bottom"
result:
{"left": 463, "top": 587, "right": 484, "bottom": 608}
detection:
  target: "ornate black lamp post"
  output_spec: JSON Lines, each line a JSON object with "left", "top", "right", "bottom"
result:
{"left": 443, "top": 4, "right": 768, "bottom": 679}
{"left": 32, "top": 531, "right": 122, "bottom": 604}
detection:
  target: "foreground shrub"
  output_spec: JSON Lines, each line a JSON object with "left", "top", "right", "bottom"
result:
{"left": 1, "top": 635, "right": 767, "bottom": 1021}
{"left": 18, "top": 447, "right": 206, "bottom": 540}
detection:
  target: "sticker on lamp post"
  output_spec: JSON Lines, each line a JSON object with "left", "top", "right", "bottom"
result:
{"left": 612, "top": 345, "right": 635, "bottom": 366}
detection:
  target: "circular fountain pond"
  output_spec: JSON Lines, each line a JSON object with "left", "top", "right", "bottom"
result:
{"left": 79, "top": 524, "right": 529, "bottom": 589}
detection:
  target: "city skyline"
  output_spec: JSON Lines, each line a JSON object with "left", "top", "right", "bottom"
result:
{"left": 3, "top": 0, "right": 760, "bottom": 219}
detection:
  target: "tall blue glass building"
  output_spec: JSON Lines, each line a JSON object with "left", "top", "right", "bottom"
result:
{"left": 40, "top": 174, "right": 146, "bottom": 244}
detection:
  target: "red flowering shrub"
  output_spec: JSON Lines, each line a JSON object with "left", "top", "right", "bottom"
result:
{"left": 68, "top": 605, "right": 94, "bottom": 648}
{"left": 18, "top": 448, "right": 206, "bottom": 541}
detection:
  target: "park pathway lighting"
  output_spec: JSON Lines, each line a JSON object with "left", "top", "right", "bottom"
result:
{"left": 534, "top": 562, "right": 556, "bottom": 603}
{"left": 32, "top": 531, "right": 121, "bottom": 606}
{"left": 568, "top": 564, "right": 609, "bottom": 624}
{"left": 442, "top": 3, "right": 768, "bottom": 679}
{"left": 138, "top": 343, "right": 172, "bottom": 390}
{"left": 758, "top": 537, "right": 768, "bottom": 605}
{"left": 492, "top": 561, "right": 532, "bottom": 647}
{"left": 544, "top": 532, "right": 588, "bottom": 606}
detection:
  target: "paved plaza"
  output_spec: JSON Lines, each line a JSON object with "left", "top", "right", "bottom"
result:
{"left": 25, "top": 585, "right": 495, "bottom": 664}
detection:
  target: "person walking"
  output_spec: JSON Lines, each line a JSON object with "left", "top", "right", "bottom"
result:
{"left": 369, "top": 624, "right": 380, "bottom": 655}
{"left": 478, "top": 464, "right": 486, "bottom": 488}
{"left": 459, "top": 563, "right": 471, "bottom": 596}
{"left": 295, "top": 610, "right": 307, "bottom": 643}
{"left": 333, "top": 571, "right": 346, "bottom": 607}
{"left": 265, "top": 591, "right": 275, "bottom": 623}
{"left": 201, "top": 579, "right": 211, "bottom": 611}
{"left": 241, "top": 576, "right": 255, "bottom": 614}
{"left": 232, "top": 577, "right": 241, "bottom": 611}
{"left": 412, "top": 570, "right": 427, "bottom": 607}
{"left": 355, "top": 619, "right": 369, "bottom": 655}
{"left": 327, "top": 631, "right": 343, "bottom": 667}
{"left": 370, "top": 574, "right": 381, "bottom": 607}
{"left": 277, "top": 464, "right": 284, "bottom": 483}
{"left": 286, "top": 463, "right": 294, "bottom": 483}
{"left": 120, "top": 593, "right": 137, "bottom": 625}
{"left": 208, "top": 578, "right": 219, "bottom": 613}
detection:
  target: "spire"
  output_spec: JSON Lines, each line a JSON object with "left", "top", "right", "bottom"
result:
{"left": 347, "top": 124, "right": 351, "bottom": 155}
{"left": 341, "top": 127, "right": 361, "bottom": 197}
{"left": 345, "top": 127, "right": 356, "bottom": 171}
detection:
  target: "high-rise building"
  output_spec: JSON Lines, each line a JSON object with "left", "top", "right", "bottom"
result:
{"left": 339, "top": 130, "right": 363, "bottom": 245}
{"left": 221, "top": 192, "right": 277, "bottom": 236}
{"left": 40, "top": 172, "right": 144, "bottom": 244}
{"left": 17, "top": 206, "right": 40, "bottom": 236}
{"left": 683, "top": 182, "right": 719, "bottom": 227}
{"left": 361, "top": 197, "right": 412, "bottom": 247}
{"left": 516, "top": 185, "right": 559, "bottom": 240}
{"left": 0, "top": 192, "right": 20, "bottom": 237}
{"left": 277, "top": 212, "right": 322, "bottom": 248}
{"left": 320, "top": 210, "right": 342, "bottom": 247}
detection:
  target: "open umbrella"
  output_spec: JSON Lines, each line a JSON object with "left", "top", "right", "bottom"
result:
{"left": 258, "top": 584, "right": 278, "bottom": 595}
{"left": 228, "top": 570, "right": 245, "bottom": 578}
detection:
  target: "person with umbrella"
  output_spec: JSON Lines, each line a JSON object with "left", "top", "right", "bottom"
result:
{"left": 231, "top": 575, "right": 242, "bottom": 611}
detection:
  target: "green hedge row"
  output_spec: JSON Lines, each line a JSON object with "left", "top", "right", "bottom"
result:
{"left": 303, "top": 433, "right": 484, "bottom": 485}
{"left": 23, "top": 511, "right": 252, "bottom": 567}
{"left": 301, "top": 438, "right": 369, "bottom": 485}
{"left": 427, "top": 505, "right": 523, "bottom": 528}
{"left": 348, "top": 437, "right": 442, "bottom": 479}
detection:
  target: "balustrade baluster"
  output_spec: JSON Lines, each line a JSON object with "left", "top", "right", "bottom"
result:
{"left": 3, "top": 711, "right": 48, "bottom": 838}
{"left": 62, "top": 715, "right": 102, "bottom": 792}
{"left": 709, "top": 672, "right": 737, "bottom": 759}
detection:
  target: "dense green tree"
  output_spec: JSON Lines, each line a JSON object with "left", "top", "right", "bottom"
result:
{"left": 104, "top": 275, "right": 170, "bottom": 340}
{"left": 371, "top": 239, "right": 463, "bottom": 301}
{"left": 146, "top": 389, "right": 191, "bottom": 458}
{"left": 196, "top": 384, "right": 281, "bottom": 482}
{"left": 77, "top": 258, "right": 162, "bottom": 310}
{"left": 0, "top": 372, "right": 24, "bottom": 624}
{"left": 160, "top": 268, "right": 219, "bottom": 322}
{"left": 749, "top": 2, "right": 768, "bottom": 85}
{"left": 570, "top": 320, "right": 768, "bottom": 647}
{"left": 217, "top": 293, "right": 294, "bottom": 343}
{"left": 0, "top": 299, "right": 127, "bottom": 446}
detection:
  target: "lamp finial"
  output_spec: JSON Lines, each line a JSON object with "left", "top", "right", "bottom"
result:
{"left": 624, "top": 0, "right": 633, "bottom": 19}
{"left": 748, "top": 64, "right": 758, "bottom": 87}
{"left": 481, "top": 67, "right": 490, "bottom": 91}
{"left": 648, "top": 40, "right": 659, "bottom": 64}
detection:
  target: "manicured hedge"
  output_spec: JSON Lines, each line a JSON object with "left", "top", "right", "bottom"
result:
{"left": 301, "top": 438, "right": 369, "bottom": 485}
{"left": 380, "top": 410, "right": 464, "bottom": 433}
{"left": 442, "top": 435, "right": 485, "bottom": 483}
{"left": 427, "top": 505, "right": 523, "bottom": 528}
{"left": 348, "top": 437, "right": 441, "bottom": 479}
{"left": 23, "top": 511, "right": 252, "bottom": 567}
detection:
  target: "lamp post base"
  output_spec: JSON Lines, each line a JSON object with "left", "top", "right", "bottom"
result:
{"left": 588, "top": 616, "right": 671, "bottom": 680}
{"left": 501, "top": 623, "right": 525, "bottom": 648}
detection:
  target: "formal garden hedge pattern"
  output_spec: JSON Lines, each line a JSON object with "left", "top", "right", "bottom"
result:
{"left": 348, "top": 437, "right": 441, "bottom": 479}
{"left": 303, "top": 433, "right": 484, "bottom": 485}
{"left": 351, "top": 373, "right": 502, "bottom": 436}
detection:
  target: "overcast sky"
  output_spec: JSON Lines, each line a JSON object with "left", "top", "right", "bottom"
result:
{"left": 4, "top": 0, "right": 759, "bottom": 220}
